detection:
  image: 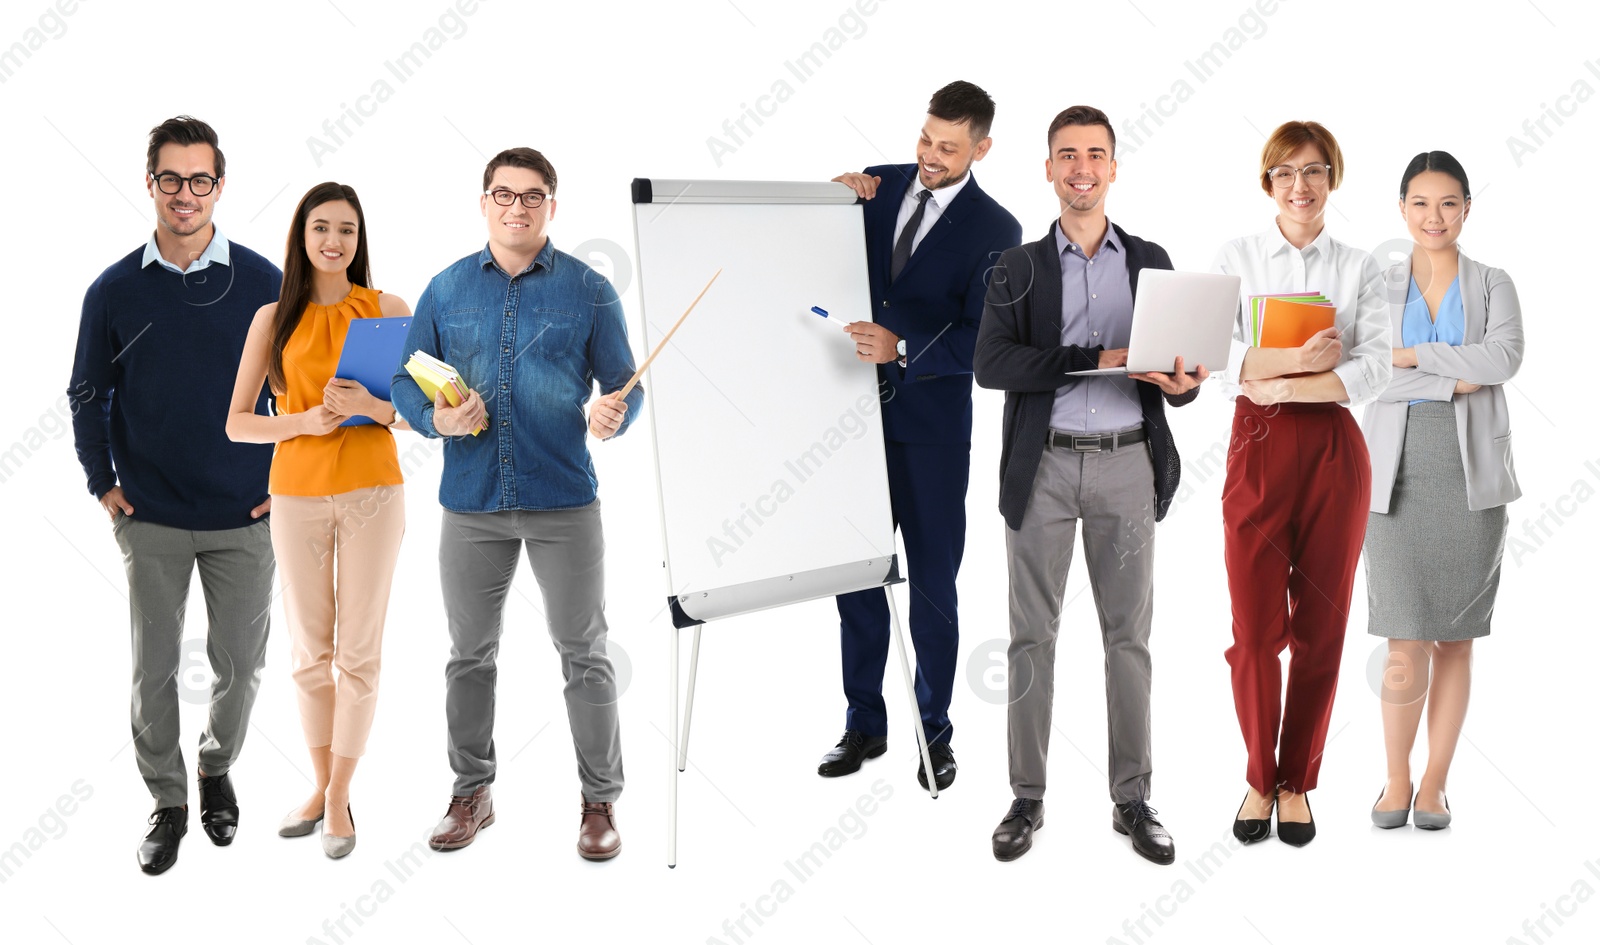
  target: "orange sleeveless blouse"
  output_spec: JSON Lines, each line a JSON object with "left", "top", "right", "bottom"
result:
{"left": 268, "top": 284, "right": 404, "bottom": 496}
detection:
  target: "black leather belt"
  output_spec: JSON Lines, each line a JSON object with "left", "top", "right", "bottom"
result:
{"left": 1046, "top": 427, "right": 1146, "bottom": 452}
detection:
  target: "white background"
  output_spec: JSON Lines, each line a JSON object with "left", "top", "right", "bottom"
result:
{"left": 2, "top": 1, "right": 1597, "bottom": 943}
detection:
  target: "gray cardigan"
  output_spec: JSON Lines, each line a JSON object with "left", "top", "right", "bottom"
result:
{"left": 1361, "top": 251, "right": 1524, "bottom": 513}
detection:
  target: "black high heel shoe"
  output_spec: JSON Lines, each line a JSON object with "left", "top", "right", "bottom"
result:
{"left": 1232, "top": 790, "right": 1272, "bottom": 844}
{"left": 1276, "top": 791, "right": 1316, "bottom": 847}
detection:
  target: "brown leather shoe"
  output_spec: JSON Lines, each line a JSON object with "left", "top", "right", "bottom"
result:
{"left": 577, "top": 798, "right": 621, "bottom": 860}
{"left": 428, "top": 786, "right": 494, "bottom": 851}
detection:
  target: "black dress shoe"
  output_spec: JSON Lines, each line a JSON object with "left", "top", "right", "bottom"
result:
{"left": 198, "top": 772, "right": 239, "bottom": 846}
{"left": 1276, "top": 792, "right": 1316, "bottom": 847}
{"left": 1232, "top": 791, "right": 1272, "bottom": 844}
{"left": 817, "top": 731, "right": 887, "bottom": 777}
{"left": 137, "top": 806, "right": 187, "bottom": 875}
{"left": 1113, "top": 800, "right": 1176, "bottom": 865}
{"left": 916, "top": 742, "right": 957, "bottom": 791}
{"left": 992, "top": 798, "right": 1044, "bottom": 861}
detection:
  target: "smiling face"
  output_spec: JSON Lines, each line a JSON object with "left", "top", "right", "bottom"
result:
{"left": 1045, "top": 123, "right": 1116, "bottom": 213}
{"left": 1402, "top": 169, "right": 1469, "bottom": 252}
{"left": 1271, "top": 141, "right": 1331, "bottom": 227}
{"left": 147, "top": 141, "right": 223, "bottom": 238}
{"left": 480, "top": 165, "right": 556, "bottom": 259}
{"left": 304, "top": 199, "right": 360, "bottom": 276}
{"left": 915, "top": 115, "right": 991, "bottom": 191}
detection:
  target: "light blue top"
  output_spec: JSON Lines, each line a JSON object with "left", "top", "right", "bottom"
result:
{"left": 1401, "top": 275, "right": 1463, "bottom": 405}
{"left": 141, "top": 227, "right": 231, "bottom": 274}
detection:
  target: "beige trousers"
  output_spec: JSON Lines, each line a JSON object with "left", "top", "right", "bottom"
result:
{"left": 270, "top": 485, "right": 405, "bottom": 758}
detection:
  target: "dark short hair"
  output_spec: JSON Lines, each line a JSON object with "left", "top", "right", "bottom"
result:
{"left": 1047, "top": 106, "right": 1116, "bottom": 158}
{"left": 146, "top": 115, "right": 224, "bottom": 178}
{"left": 482, "top": 147, "right": 557, "bottom": 195}
{"left": 928, "top": 81, "right": 996, "bottom": 142}
{"left": 1400, "top": 150, "right": 1471, "bottom": 200}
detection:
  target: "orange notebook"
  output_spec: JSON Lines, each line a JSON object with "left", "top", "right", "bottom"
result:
{"left": 1259, "top": 297, "right": 1334, "bottom": 348}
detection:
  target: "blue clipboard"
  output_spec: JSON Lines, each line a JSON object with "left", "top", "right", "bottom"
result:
{"left": 332, "top": 316, "right": 411, "bottom": 426}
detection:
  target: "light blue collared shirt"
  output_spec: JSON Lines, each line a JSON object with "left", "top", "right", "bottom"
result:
{"left": 1050, "top": 220, "right": 1143, "bottom": 434}
{"left": 141, "top": 227, "right": 231, "bottom": 275}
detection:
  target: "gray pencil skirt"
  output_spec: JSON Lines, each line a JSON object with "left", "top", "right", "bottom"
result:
{"left": 1365, "top": 401, "right": 1508, "bottom": 641}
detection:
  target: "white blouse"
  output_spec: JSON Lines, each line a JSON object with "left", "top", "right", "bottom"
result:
{"left": 1210, "top": 225, "right": 1392, "bottom": 407}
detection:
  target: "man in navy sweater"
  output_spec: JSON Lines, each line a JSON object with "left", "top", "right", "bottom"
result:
{"left": 818, "top": 81, "right": 1022, "bottom": 792}
{"left": 69, "top": 116, "right": 281, "bottom": 875}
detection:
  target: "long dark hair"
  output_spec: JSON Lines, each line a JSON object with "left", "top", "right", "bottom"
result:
{"left": 270, "top": 181, "right": 371, "bottom": 396}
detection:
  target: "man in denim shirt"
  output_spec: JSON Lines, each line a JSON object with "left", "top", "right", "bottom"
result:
{"left": 392, "top": 147, "right": 642, "bottom": 860}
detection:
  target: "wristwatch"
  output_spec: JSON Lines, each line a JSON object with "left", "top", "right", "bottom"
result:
{"left": 895, "top": 339, "right": 907, "bottom": 358}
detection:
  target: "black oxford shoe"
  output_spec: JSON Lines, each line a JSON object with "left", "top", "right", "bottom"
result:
{"left": 992, "top": 798, "right": 1044, "bottom": 861}
{"left": 916, "top": 741, "right": 957, "bottom": 792}
{"left": 1113, "top": 799, "right": 1176, "bottom": 865}
{"left": 198, "top": 772, "right": 239, "bottom": 846}
{"left": 137, "top": 806, "right": 187, "bottom": 875}
{"left": 817, "top": 730, "right": 887, "bottom": 777}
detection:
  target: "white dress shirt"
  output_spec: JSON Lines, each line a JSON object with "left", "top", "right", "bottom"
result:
{"left": 142, "top": 226, "right": 231, "bottom": 275}
{"left": 1210, "top": 224, "right": 1391, "bottom": 407}
{"left": 893, "top": 170, "right": 970, "bottom": 255}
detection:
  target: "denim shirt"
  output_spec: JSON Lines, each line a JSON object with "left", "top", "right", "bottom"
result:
{"left": 391, "top": 239, "right": 644, "bottom": 513}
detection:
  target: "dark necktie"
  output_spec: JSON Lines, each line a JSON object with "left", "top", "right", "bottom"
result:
{"left": 890, "top": 188, "right": 932, "bottom": 283}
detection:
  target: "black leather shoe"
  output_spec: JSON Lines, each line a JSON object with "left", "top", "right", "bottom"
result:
{"left": 1113, "top": 800, "right": 1176, "bottom": 865}
{"left": 992, "top": 798, "right": 1044, "bottom": 861}
{"left": 198, "top": 772, "right": 239, "bottom": 846}
{"left": 916, "top": 742, "right": 957, "bottom": 792}
{"left": 817, "top": 731, "right": 887, "bottom": 777}
{"left": 1277, "top": 791, "right": 1316, "bottom": 847}
{"left": 1232, "top": 791, "right": 1272, "bottom": 844}
{"left": 137, "top": 806, "right": 187, "bottom": 875}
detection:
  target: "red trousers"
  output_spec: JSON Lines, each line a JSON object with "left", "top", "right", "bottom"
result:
{"left": 1222, "top": 399, "right": 1371, "bottom": 795}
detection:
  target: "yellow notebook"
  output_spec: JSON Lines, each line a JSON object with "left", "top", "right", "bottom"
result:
{"left": 405, "top": 351, "right": 483, "bottom": 435}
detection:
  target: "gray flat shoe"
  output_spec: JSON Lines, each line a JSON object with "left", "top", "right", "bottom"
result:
{"left": 1371, "top": 782, "right": 1411, "bottom": 829}
{"left": 278, "top": 808, "right": 324, "bottom": 838}
{"left": 323, "top": 805, "right": 356, "bottom": 858}
{"left": 1414, "top": 793, "right": 1451, "bottom": 830}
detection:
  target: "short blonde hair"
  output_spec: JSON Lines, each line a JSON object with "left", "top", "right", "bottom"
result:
{"left": 1259, "top": 121, "right": 1343, "bottom": 194}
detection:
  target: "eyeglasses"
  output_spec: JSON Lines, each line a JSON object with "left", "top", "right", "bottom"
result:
{"left": 485, "top": 188, "right": 549, "bottom": 208}
{"left": 150, "top": 172, "right": 219, "bottom": 196}
{"left": 1265, "top": 164, "right": 1333, "bottom": 189}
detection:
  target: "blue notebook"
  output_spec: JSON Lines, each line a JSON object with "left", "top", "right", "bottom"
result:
{"left": 332, "top": 316, "right": 411, "bottom": 426}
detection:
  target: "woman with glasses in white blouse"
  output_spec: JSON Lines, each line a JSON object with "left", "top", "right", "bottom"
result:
{"left": 1212, "top": 121, "right": 1391, "bottom": 847}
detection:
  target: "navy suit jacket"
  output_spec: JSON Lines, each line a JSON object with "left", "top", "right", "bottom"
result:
{"left": 974, "top": 221, "right": 1198, "bottom": 530}
{"left": 860, "top": 164, "right": 1022, "bottom": 444}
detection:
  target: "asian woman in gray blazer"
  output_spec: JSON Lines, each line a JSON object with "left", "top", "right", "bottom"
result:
{"left": 1362, "top": 151, "right": 1524, "bottom": 831}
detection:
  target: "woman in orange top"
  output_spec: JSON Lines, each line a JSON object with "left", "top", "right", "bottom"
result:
{"left": 226, "top": 182, "right": 411, "bottom": 858}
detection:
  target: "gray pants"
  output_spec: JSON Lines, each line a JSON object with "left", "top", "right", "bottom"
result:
{"left": 112, "top": 513, "right": 275, "bottom": 809}
{"left": 1006, "top": 438, "right": 1156, "bottom": 803}
{"left": 440, "top": 501, "right": 623, "bottom": 802}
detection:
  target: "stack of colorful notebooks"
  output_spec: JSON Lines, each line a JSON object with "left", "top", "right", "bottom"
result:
{"left": 404, "top": 351, "right": 483, "bottom": 435}
{"left": 1250, "top": 293, "right": 1335, "bottom": 348}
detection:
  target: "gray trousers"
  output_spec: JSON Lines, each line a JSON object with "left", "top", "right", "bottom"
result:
{"left": 1006, "top": 438, "right": 1156, "bottom": 803}
{"left": 112, "top": 513, "right": 275, "bottom": 809}
{"left": 440, "top": 501, "right": 623, "bottom": 802}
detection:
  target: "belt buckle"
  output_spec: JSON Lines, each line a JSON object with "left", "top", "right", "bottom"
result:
{"left": 1071, "top": 434, "right": 1102, "bottom": 452}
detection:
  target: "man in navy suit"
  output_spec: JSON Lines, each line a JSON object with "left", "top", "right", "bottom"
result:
{"left": 817, "top": 81, "right": 1022, "bottom": 792}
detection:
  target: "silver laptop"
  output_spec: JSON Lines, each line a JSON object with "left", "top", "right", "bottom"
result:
{"left": 1065, "top": 269, "right": 1241, "bottom": 375}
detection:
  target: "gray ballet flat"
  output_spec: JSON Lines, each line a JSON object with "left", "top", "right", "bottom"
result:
{"left": 322, "top": 806, "right": 356, "bottom": 858}
{"left": 1414, "top": 793, "right": 1452, "bottom": 830}
{"left": 1371, "top": 783, "right": 1411, "bottom": 829}
{"left": 278, "top": 808, "right": 324, "bottom": 838}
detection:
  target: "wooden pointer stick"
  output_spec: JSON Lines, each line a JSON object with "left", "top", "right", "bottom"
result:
{"left": 614, "top": 268, "right": 721, "bottom": 400}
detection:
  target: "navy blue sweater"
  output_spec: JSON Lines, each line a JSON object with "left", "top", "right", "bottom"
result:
{"left": 69, "top": 242, "right": 281, "bottom": 530}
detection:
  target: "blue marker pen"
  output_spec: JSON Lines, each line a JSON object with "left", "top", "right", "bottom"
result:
{"left": 811, "top": 305, "right": 853, "bottom": 328}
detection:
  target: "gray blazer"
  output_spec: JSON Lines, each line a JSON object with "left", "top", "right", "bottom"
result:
{"left": 1361, "top": 250, "right": 1524, "bottom": 513}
